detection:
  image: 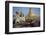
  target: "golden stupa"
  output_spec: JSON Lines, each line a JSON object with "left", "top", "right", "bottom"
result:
{"left": 25, "top": 8, "right": 37, "bottom": 20}
{"left": 28, "top": 8, "right": 35, "bottom": 17}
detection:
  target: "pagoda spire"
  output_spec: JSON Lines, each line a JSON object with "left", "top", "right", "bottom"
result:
{"left": 28, "top": 8, "right": 32, "bottom": 17}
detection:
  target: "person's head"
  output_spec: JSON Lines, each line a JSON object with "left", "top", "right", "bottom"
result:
{"left": 16, "top": 11, "right": 19, "bottom": 14}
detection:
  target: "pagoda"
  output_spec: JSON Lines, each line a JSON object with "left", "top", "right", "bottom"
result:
{"left": 28, "top": 8, "right": 35, "bottom": 17}
{"left": 25, "top": 8, "right": 37, "bottom": 22}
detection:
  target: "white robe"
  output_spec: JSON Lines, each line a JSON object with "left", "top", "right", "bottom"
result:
{"left": 15, "top": 16, "right": 25, "bottom": 24}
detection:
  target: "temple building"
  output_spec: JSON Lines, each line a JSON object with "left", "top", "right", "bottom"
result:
{"left": 25, "top": 8, "right": 37, "bottom": 23}
{"left": 28, "top": 8, "right": 35, "bottom": 17}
